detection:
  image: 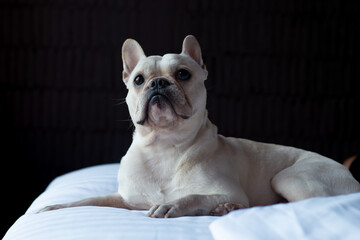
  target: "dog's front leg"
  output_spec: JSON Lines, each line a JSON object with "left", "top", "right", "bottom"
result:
{"left": 147, "top": 194, "right": 246, "bottom": 218}
{"left": 38, "top": 193, "right": 136, "bottom": 213}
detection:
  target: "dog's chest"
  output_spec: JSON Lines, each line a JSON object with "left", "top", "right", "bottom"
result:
{"left": 117, "top": 154, "right": 183, "bottom": 208}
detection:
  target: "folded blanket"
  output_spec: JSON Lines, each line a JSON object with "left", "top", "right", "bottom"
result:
{"left": 209, "top": 193, "right": 360, "bottom": 240}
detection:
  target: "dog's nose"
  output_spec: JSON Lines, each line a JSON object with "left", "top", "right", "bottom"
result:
{"left": 149, "top": 78, "right": 170, "bottom": 90}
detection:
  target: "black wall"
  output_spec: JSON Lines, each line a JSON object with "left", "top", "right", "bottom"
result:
{"left": 1, "top": 0, "right": 360, "bottom": 236}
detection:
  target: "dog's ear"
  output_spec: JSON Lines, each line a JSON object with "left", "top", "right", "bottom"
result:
{"left": 122, "top": 39, "right": 146, "bottom": 83}
{"left": 181, "top": 35, "right": 206, "bottom": 70}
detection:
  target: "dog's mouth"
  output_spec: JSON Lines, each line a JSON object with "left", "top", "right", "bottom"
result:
{"left": 136, "top": 92, "right": 189, "bottom": 125}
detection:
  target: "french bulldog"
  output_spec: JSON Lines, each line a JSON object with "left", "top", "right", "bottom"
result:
{"left": 40, "top": 35, "right": 360, "bottom": 217}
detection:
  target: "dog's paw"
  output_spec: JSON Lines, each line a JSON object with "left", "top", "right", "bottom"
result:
{"left": 37, "top": 204, "right": 67, "bottom": 213}
{"left": 147, "top": 204, "right": 183, "bottom": 218}
{"left": 210, "top": 203, "right": 245, "bottom": 216}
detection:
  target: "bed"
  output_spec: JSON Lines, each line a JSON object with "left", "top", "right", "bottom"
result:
{"left": 4, "top": 163, "right": 360, "bottom": 240}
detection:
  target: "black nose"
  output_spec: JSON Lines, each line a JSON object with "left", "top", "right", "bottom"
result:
{"left": 149, "top": 78, "right": 170, "bottom": 90}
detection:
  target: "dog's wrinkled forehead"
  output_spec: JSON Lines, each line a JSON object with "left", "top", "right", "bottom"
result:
{"left": 134, "top": 54, "right": 193, "bottom": 79}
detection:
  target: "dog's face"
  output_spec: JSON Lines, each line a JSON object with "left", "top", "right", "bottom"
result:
{"left": 122, "top": 36, "right": 208, "bottom": 130}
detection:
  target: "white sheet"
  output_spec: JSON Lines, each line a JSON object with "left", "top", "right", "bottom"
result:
{"left": 4, "top": 163, "right": 360, "bottom": 240}
{"left": 210, "top": 192, "right": 360, "bottom": 240}
{"left": 4, "top": 164, "right": 217, "bottom": 240}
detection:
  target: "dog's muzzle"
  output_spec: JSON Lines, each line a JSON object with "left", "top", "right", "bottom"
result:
{"left": 136, "top": 78, "right": 189, "bottom": 125}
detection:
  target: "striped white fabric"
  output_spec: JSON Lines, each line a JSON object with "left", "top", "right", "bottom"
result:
{"left": 210, "top": 193, "right": 360, "bottom": 240}
{"left": 4, "top": 164, "right": 217, "bottom": 240}
{"left": 6, "top": 208, "right": 216, "bottom": 240}
{"left": 5, "top": 164, "right": 360, "bottom": 240}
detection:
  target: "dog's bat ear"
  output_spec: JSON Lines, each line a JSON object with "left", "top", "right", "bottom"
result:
{"left": 181, "top": 35, "right": 206, "bottom": 70}
{"left": 122, "top": 39, "right": 146, "bottom": 83}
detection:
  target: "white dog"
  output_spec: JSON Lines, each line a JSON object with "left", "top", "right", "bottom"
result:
{"left": 40, "top": 35, "right": 360, "bottom": 218}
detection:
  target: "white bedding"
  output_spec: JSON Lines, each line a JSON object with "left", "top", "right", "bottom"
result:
{"left": 210, "top": 192, "right": 360, "bottom": 240}
{"left": 4, "top": 163, "right": 360, "bottom": 240}
{"left": 4, "top": 164, "right": 216, "bottom": 240}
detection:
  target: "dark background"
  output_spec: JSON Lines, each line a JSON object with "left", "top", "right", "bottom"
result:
{"left": 1, "top": 0, "right": 360, "bottom": 236}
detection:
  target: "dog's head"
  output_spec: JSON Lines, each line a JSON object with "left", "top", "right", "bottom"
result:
{"left": 122, "top": 35, "right": 208, "bottom": 131}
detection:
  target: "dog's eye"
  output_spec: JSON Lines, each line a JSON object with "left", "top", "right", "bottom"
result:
{"left": 176, "top": 69, "right": 191, "bottom": 81}
{"left": 134, "top": 75, "right": 145, "bottom": 86}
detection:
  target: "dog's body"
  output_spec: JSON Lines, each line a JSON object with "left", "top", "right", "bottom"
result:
{"left": 41, "top": 36, "right": 360, "bottom": 217}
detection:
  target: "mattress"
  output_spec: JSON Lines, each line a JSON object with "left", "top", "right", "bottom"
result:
{"left": 4, "top": 163, "right": 360, "bottom": 240}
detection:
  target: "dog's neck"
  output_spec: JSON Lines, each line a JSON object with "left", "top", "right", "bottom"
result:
{"left": 132, "top": 108, "right": 215, "bottom": 150}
